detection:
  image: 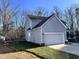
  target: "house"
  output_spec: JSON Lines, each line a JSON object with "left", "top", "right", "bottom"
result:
{"left": 25, "top": 14, "right": 67, "bottom": 45}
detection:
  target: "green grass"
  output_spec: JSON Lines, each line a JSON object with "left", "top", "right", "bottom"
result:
{"left": 11, "top": 41, "right": 79, "bottom": 59}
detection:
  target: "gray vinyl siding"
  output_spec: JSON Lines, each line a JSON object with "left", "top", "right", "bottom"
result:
{"left": 42, "top": 16, "right": 66, "bottom": 32}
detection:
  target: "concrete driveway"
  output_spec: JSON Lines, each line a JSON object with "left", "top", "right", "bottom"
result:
{"left": 48, "top": 44, "right": 79, "bottom": 56}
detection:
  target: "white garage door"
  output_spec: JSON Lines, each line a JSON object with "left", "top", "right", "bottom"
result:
{"left": 44, "top": 32, "right": 65, "bottom": 45}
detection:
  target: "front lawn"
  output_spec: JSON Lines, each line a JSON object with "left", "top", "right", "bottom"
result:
{"left": 10, "top": 41, "right": 79, "bottom": 59}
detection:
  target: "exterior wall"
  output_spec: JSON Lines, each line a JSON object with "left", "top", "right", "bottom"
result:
{"left": 25, "top": 17, "right": 32, "bottom": 29}
{"left": 42, "top": 16, "right": 66, "bottom": 32}
{"left": 25, "top": 16, "right": 32, "bottom": 41}
{"left": 25, "top": 16, "right": 42, "bottom": 42}
{"left": 25, "top": 30, "right": 31, "bottom": 42}
{"left": 31, "top": 27, "right": 43, "bottom": 44}
{"left": 32, "top": 20, "right": 41, "bottom": 27}
{"left": 42, "top": 16, "right": 66, "bottom": 41}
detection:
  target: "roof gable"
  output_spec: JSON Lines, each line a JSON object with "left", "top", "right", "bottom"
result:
{"left": 32, "top": 14, "right": 55, "bottom": 29}
{"left": 55, "top": 16, "right": 67, "bottom": 29}
{"left": 27, "top": 14, "right": 67, "bottom": 30}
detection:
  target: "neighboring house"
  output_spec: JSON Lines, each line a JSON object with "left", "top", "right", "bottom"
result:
{"left": 25, "top": 14, "right": 67, "bottom": 45}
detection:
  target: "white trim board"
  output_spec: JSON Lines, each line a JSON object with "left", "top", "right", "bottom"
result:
{"left": 44, "top": 32, "right": 64, "bottom": 35}
{"left": 55, "top": 16, "right": 67, "bottom": 29}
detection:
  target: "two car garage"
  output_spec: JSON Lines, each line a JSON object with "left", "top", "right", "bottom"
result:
{"left": 27, "top": 27, "right": 66, "bottom": 45}
{"left": 43, "top": 32, "right": 65, "bottom": 45}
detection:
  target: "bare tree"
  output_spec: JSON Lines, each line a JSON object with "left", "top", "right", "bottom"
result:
{"left": 52, "top": 7, "right": 63, "bottom": 19}
{"left": 0, "top": 0, "right": 18, "bottom": 35}
{"left": 13, "top": 11, "right": 26, "bottom": 40}
{"left": 64, "top": 7, "right": 78, "bottom": 42}
{"left": 33, "top": 7, "right": 49, "bottom": 16}
{"left": 22, "top": 7, "right": 49, "bottom": 17}
{"left": 64, "top": 7, "right": 75, "bottom": 30}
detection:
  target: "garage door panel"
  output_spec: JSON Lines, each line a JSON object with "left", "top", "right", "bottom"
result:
{"left": 44, "top": 33, "right": 64, "bottom": 45}
{"left": 45, "top": 34, "right": 62, "bottom": 39}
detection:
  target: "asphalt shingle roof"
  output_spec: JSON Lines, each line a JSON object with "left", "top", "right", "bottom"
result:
{"left": 32, "top": 14, "right": 54, "bottom": 29}
{"left": 27, "top": 14, "right": 66, "bottom": 30}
